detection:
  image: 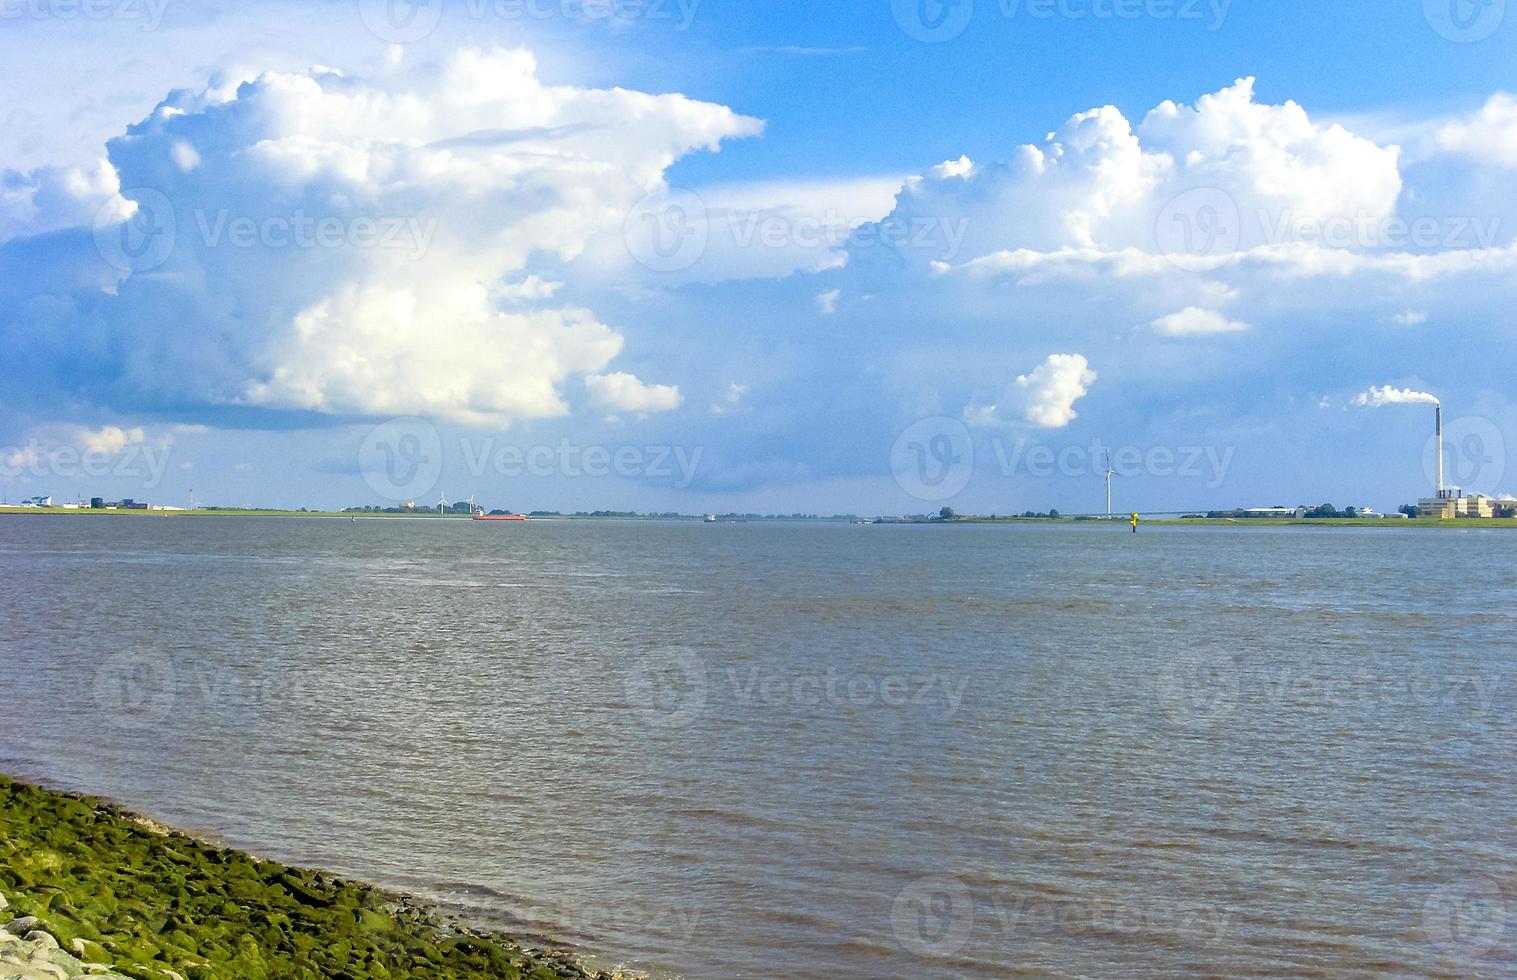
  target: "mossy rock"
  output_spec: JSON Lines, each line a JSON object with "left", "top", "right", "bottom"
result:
{"left": 0, "top": 775, "right": 609, "bottom": 979}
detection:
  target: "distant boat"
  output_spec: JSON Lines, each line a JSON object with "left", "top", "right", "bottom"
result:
{"left": 473, "top": 513, "right": 529, "bottom": 522}
{"left": 704, "top": 514, "right": 718, "bottom": 523}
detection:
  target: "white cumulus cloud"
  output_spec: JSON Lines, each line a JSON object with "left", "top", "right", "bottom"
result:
{"left": 967, "top": 353, "right": 1096, "bottom": 429}
{"left": 1151, "top": 307, "right": 1250, "bottom": 336}
{"left": 585, "top": 372, "right": 683, "bottom": 414}
{"left": 26, "top": 47, "right": 761, "bottom": 426}
{"left": 70, "top": 425, "right": 148, "bottom": 454}
{"left": 1436, "top": 93, "right": 1517, "bottom": 168}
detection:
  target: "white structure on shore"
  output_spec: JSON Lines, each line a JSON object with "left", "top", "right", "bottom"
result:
{"left": 1412, "top": 404, "right": 1516, "bottom": 518}
{"left": 1418, "top": 492, "right": 1516, "bottom": 519}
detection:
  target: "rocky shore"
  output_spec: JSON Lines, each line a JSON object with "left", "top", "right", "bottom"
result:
{"left": 0, "top": 775, "right": 620, "bottom": 980}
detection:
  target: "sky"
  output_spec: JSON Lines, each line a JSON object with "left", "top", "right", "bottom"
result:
{"left": 2, "top": 0, "right": 1516, "bottom": 515}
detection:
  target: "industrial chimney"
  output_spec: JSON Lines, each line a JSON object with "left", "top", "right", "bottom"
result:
{"left": 1436, "top": 403, "right": 1444, "bottom": 497}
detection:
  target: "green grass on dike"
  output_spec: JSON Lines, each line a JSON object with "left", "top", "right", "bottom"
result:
{"left": 0, "top": 775, "right": 605, "bottom": 979}
{"left": 0, "top": 507, "right": 474, "bottom": 519}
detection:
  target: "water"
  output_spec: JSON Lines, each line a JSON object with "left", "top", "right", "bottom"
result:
{"left": 1, "top": 516, "right": 1514, "bottom": 977}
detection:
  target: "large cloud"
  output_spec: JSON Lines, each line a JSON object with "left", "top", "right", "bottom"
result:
{"left": 966, "top": 353, "right": 1096, "bottom": 429}
{"left": 1436, "top": 93, "right": 1517, "bottom": 168}
{"left": 849, "top": 77, "right": 1403, "bottom": 275}
{"left": 1, "top": 47, "right": 760, "bottom": 425}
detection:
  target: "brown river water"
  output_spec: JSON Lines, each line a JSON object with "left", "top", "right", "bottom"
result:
{"left": 0, "top": 516, "right": 1513, "bottom": 977}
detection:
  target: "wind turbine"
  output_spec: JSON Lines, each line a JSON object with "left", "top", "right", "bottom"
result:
{"left": 437, "top": 492, "right": 449, "bottom": 515}
{"left": 466, "top": 494, "right": 477, "bottom": 516}
{"left": 1103, "top": 451, "right": 1116, "bottom": 519}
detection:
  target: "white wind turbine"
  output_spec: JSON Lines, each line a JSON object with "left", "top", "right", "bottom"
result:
{"left": 1103, "top": 451, "right": 1116, "bottom": 519}
{"left": 436, "top": 492, "right": 449, "bottom": 515}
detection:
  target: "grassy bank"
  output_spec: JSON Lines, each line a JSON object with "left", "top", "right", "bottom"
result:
{"left": 957, "top": 515, "right": 1517, "bottom": 528}
{"left": 0, "top": 508, "right": 474, "bottom": 519}
{"left": 0, "top": 775, "right": 612, "bottom": 979}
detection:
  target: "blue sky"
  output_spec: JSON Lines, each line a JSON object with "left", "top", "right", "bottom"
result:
{"left": 2, "top": 0, "right": 1516, "bottom": 514}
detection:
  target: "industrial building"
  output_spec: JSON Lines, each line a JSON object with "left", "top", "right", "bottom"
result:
{"left": 1414, "top": 404, "right": 1517, "bottom": 518}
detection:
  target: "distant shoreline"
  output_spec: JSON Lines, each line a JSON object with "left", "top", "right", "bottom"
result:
{"left": 3, "top": 507, "right": 1515, "bottom": 528}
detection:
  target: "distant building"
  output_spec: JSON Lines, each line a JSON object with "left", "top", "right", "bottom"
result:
{"left": 1243, "top": 507, "right": 1309, "bottom": 518}
{"left": 1419, "top": 490, "right": 1496, "bottom": 519}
